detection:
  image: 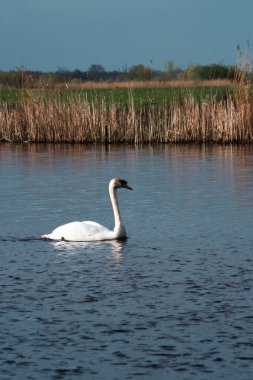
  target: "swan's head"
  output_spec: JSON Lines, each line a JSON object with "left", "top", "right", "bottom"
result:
{"left": 110, "top": 178, "right": 133, "bottom": 190}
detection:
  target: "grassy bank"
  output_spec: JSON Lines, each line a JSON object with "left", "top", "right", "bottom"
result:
{"left": 0, "top": 82, "right": 252, "bottom": 143}
{"left": 0, "top": 83, "right": 232, "bottom": 108}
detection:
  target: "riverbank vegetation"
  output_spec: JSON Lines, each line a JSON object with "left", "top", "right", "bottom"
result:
{"left": 0, "top": 62, "right": 238, "bottom": 88}
{"left": 0, "top": 61, "right": 252, "bottom": 144}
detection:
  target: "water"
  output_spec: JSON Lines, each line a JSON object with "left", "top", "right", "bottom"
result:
{"left": 0, "top": 144, "right": 253, "bottom": 380}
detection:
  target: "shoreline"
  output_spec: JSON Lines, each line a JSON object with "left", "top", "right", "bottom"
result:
{"left": 0, "top": 82, "right": 252, "bottom": 144}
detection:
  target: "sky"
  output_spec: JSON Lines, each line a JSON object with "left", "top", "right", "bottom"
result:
{"left": 0, "top": 0, "right": 252, "bottom": 72}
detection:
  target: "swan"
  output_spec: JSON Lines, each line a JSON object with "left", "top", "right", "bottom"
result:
{"left": 41, "top": 178, "right": 133, "bottom": 242}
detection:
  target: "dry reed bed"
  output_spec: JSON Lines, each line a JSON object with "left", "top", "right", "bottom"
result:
{"left": 57, "top": 79, "right": 232, "bottom": 89}
{"left": 0, "top": 92, "right": 252, "bottom": 143}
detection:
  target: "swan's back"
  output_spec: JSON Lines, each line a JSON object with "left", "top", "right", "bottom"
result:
{"left": 42, "top": 221, "right": 114, "bottom": 242}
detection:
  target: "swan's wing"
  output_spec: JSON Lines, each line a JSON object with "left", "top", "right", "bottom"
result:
{"left": 42, "top": 221, "right": 113, "bottom": 242}
{"left": 81, "top": 221, "right": 111, "bottom": 235}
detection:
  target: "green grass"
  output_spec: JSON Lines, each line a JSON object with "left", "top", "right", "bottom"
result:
{"left": 0, "top": 85, "right": 234, "bottom": 109}
{"left": 0, "top": 88, "right": 22, "bottom": 106}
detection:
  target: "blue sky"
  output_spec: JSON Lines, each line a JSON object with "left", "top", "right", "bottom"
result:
{"left": 1, "top": 0, "right": 252, "bottom": 71}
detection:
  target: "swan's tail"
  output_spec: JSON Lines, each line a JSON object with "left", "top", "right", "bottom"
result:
{"left": 40, "top": 234, "right": 51, "bottom": 240}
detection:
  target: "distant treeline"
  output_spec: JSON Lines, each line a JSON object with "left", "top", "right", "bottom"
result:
{"left": 0, "top": 62, "right": 244, "bottom": 88}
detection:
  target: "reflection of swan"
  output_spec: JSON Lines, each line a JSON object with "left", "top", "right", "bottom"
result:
{"left": 53, "top": 239, "right": 126, "bottom": 259}
{"left": 41, "top": 178, "right": 133, "bottom": 242}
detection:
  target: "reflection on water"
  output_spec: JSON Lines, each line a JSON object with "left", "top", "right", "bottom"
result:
{"left": 53, "top": 238, "right": 126, "bottom": 260}
{"left": 1, "top": 143, "right": 253, "bottom": 380}
{"left": 1, "top": 143, "right": 252, "bottom": 203}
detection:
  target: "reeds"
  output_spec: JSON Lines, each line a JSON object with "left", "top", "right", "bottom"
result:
{"left": 57, "top": 79, "right": 232, "bottom": 89}
{"left": 0, "top": 84, "right": 252, "bottom": 144}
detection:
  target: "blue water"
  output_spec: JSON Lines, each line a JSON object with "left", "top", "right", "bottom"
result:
{"left": 0, "top": 144, "right": 253, "bottom": 379}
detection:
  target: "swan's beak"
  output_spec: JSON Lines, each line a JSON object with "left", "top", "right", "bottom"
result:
{"left": 122, "top": 183, "right": 133, "bottom": 190}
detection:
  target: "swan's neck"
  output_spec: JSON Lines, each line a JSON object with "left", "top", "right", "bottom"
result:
{"left": 109, "top": 185, "right": 122, "bottom": 227}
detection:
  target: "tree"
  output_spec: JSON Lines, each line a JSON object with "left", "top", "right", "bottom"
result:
{"left": 165, "top": 60, "right": 175, "bottom": 80}
{"left": 185, "top": 64, "right": 235, "bottom": 81}
{"left": 87, "top": 64, "right": 106, "bottom": 81}
{"left": 88, "top": 64, "right": 105, "bottom": 73}
{"left": 127, "top": 64, "right": 152, "bottom": 80}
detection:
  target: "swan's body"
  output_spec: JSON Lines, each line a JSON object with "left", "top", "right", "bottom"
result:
{"left": 41, "top": 178, "right": 132, "bottom": 242}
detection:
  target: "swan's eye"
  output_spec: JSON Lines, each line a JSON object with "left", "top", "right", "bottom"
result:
{"left": 119, "top": 179, "right": 127, "bottom": 186}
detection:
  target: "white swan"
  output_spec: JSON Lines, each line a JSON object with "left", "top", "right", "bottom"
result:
{"left": 41, "top": 178, "right": 133, "bottom": 242}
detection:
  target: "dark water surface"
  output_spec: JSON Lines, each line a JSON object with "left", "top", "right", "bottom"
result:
{"left": 0, "top": 144, "right": 253, "bottom": 380}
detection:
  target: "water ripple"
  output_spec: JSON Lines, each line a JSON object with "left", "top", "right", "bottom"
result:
{"left": 1, "top": 145, "right": 253, "bottom": 379}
